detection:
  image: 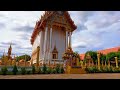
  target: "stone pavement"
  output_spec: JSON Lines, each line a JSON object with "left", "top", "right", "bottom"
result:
{"left": 0, "top": 73, "right": 120, "bottom": 79}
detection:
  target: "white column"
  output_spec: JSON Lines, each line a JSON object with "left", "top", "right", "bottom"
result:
{"left": 66, "top": 31, "right": 68, "bottom": 50}
{"left": 46, "top": 29, "right": 49, "bottom": 63}
{"left": 39, "top": 32, "right": 41, "bottom": 61}
{"left": 49, "top": 27, "right": 52, "bottom": 61}
{"left": 39, "top": 30, "right": 42, "bottom": 60}
{"left": 43, "top": 27, "right": 48, "bottom": 63}
{"left": 69, "top": 32, "right": 72, "bottom": 47}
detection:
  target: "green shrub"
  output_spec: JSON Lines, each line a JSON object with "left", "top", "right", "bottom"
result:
{"left": 1, "top": 66, "right": 8, "bottom": 75}
{"left": 37, "top": 67, "right": 42, "bottom": 74}
{"left": 103, "top": 67, "right": 110, "bottom": 73}
{"left": 42, "top": 64, "right": 47, "bottom": 74}
{"left": 113, "top": 68, "right": 120, "bottom": 73}
{"left": 88, "top": 67, "right": 93, "bottom": 73}
{"left": 85, "top": 66, "right": 120, "bottom": 73}
{"left": 7, "top": 71, "right": 13, "bottom": 75}
{"left": 17, "top": 71, "right": 21, "bottom": 75}
{"left": 26, "top": 70, "right": 31, "bottom": 74}
{"left": 85, "top": 67, "right": 89, "bottom": 73}
{"left": 117, "top": 68, "right": 120, "bottom": 73}
{"left": 21, "top": 67, "right": 26, "bottom": 75}
{"left": 60, "top": 67, "right": 64, "bottom": 74}
{"left": 92, "top": 67, "right": 98, "bottom": 73}
{"left": 0, "top": 71, "right": 2, "bottom": 75}
{"left": 85, "top": 66, "right": 99, "bottom": 73}
{"left": 47, "top": 67, "right": 52, "bottom": 74}
{"left": 51, "top": 68, "right": 56, "bottom": 74}
{"left": 32, "top": 65, "right": 36, "bottom": 74}
{"left": 86, "top": 67, "right": 92, "bottom": 73}
{"left": 109, "top": 67, "right": 113, "bottom": 73}
{"left": 12, "top": 65, "right": 18, "bottom": 75}
{"left": 55, "top": 64, "right": 60, "bottom": 74}
{"left": 100, "top": 67, "right": 104, "bottom": 73}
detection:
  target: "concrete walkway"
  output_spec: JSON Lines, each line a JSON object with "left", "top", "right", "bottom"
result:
{"left": 0, "top": 73, "right": 120, "bottom": 79}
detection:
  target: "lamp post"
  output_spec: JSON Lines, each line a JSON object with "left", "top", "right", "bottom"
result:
{"left": 86, "top": 53, "right": 91, "bottom": 67}
{"left": 108, "top": 60, "right": 111, "bottom": 68}
{"left": 59, "top": 61, "right": 61, "bottom": 74}
{"left": 97, "top": 53, "right": 100, "bottom": 70}
{"left": 105, "top": 60, "right": 106, "bottom": 67}
{"left": 25, "top": 54, "right": 26, "bottom": 67}
{"left": 36, "top": 46, "right": 40, "bottom": 71}
{"left": 115, "top": 57, "right": 118, "bottom": 68}
{"left": 14, "top": 54, "right": 16, "bottom": 66}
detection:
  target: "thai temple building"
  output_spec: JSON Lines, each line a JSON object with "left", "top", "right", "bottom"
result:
{"left": 30, "top": 11, "right": 77, "bottom": 65}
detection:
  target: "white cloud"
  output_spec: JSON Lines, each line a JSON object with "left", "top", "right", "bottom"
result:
{"left": 72, "top": 11, "right": 120, "bottom": 54}
{"left": 0, "top": 11, "right": 44, "bottom": 56}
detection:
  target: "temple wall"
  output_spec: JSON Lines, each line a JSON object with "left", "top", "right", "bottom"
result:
{"left": 31, "top": 26, "right": 66, "bottom": 63}
{"left": 32, "top": 34, "right": 40, "bottom": 53}
{"left": 40, "top": 30, "right": 45, "bottom": 60}
{"left": 51, "top": 28, "right": 66, "bottom": 60}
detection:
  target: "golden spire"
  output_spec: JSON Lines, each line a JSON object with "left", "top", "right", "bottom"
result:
{"left": 8, "top": 42, "right": 12, "bottom": 60}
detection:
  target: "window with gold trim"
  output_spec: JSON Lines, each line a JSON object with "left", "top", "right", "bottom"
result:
{"left": 52, "top": 53, "right": 57, "bottom": 59}
{"left": 52, "top": 45, "right": 58, "bottom": 59}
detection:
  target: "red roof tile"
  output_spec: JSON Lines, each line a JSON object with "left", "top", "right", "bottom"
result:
{"left": 98, "top": 46, "right": 120, "bottom": 55}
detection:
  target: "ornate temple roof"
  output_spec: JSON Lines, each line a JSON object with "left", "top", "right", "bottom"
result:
{"left": 30, "top": 11, "right": 77, "bottom": 45}
{"left": 52, "top": 45, "right": 58, "bottom": 53}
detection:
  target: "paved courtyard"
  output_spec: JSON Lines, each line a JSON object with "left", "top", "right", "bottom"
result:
{"left": 0, "top": 73, "right": 120, "bottom": 79}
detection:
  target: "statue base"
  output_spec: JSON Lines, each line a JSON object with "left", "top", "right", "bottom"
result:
{"left": 66, "top": 65, "right": 86, "bottom": 74}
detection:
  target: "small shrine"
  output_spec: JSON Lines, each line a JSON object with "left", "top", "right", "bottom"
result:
{"left": 62, "top": 46, "right": 86, "bottom": 74}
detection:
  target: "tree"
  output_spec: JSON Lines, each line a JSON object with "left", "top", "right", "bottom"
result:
{"left": 42, "top": 64, "right": 47, "bottom": 74}
{"left": 21, "top": 67, "right": 26, "bottom": 75}
{"left": 106, "top": 52, "right": 117, "bottom": 61}
{"left": 1, "top": 66, "right": 8, "bottom": 75}
{"left": 37, "top": 67, "right": 42, "bottom": 74}
{"left": 60, "top": 67, "right": 65, "bottom": 73}
{"left": 32, "top": 65, "right": 36, "bottom": 74}
{"left": 100, "top": 53, "right": 106, "bottom": 62}
{"left": 116, "top": 51, "right": 120, "bottom": 60}
{"left": 12, "top": 65, "right": 18, "bottom": 75}
{"left": 47, "top": 67, "right": 52, "bottom": 74}
{"left": 16, "top": 54, "right": 31, "bottom": 62}
{"left": 55, "top": 64, "right": 60, "bottom": 74}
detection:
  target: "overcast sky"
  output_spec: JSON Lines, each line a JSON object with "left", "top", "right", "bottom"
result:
{"left": 0, "top": 11, "right": 120, "bottom": 57}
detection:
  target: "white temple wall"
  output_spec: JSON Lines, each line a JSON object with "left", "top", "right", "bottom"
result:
{"left": 46, "top": 28, "right": 50, "bottom": 60}
{"left": 40, "top": 30, "right": 45, "bottom": 60}
{"left": 32, "top": 27, "right": 67, "bottom": 63}
{"left": 32, "top": 34, "right": 40, "bottom": 52}
{"left": 51, "top": 28, "right": 66, "bottom": 60}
